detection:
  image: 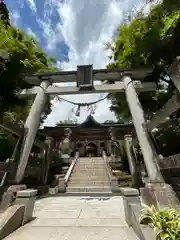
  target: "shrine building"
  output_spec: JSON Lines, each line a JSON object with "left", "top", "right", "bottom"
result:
{"left": 39, "top": 115, "right": 135, "bottom": 157}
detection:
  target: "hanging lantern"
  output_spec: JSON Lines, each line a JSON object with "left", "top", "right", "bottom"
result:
{"left": 75, "top": 105, "right": 81, "bottom": 117}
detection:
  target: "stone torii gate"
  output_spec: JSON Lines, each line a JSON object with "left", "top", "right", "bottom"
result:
{"left": 15, "top": 60, "right": 180, "bottom": 205}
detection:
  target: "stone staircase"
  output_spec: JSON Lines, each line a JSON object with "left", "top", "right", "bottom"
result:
{"left": 66, "top": 157, "right": 111, "bottom": 193}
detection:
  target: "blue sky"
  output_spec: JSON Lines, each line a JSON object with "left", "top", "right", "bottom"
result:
{"left": 5, "top": 0, "right": 145, "bottom": 126}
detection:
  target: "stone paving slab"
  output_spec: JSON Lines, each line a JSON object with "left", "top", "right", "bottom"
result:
{"left": 4, "top": 196, "right": 139, "bottom": 240}
{"left": 4, "top": 226, "right": 61, "bottom": 240}
{"left": 29, "top": 218, "right": 77, "bottom": 227}
{"left": 35, "top": 208, "right": 81, "bottom": 219}
{"left": 76, "top": 218, "right": 127, "bottom": 227}
{"left": 5, "top": 226, "right": 139, "bottom": 240}
{"left": 61, "top": 227, "right": 139, "bottom": 240}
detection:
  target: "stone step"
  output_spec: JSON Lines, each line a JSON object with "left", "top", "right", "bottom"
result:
{"left": 77, "top": 163, "right": 105, "bottom": 165}
{"left": 68, "top": 181, "right": 110, "bottom": 186}
{"left": 69, "top": 177, "right": 109, "bottom": 181}
{"left": 74, "top": 165, "right": 105, "bottom": 168}
{"left": 73, "top": 166, "right": 106, "bottom": 169}
{"left": 73, "top": 166, "right": 106, "bottom": 171}
{"left": 76, "top": 161, "right": 105, "bottom": 163}
{"left": 72, "top": 172, "right": 108, "bottom": 175}
{"left": 72, "top": 170, "right": 107, "bottom": 174}
{"left": 66, "top": 186, "right": 112, "bottom": 192}
{"left": 58, "top": 192, "right": 119, "bottom": 197}
{"left": 67, "top": 184, "right": 111, "bottom": 188}
{"left": 79, "top": 158, "right": 103, "bottom": 159}
{"left": 70, "top": 176, "right": 110, "bottom": 181}
{"left": 71, "top": 174, "right": 109, "bottom": 178}
{"left": 76, "top": 163, "right": 105, "bottom": 168}
{"left": 73, "top": 169, "right": 107, "bottom": 174}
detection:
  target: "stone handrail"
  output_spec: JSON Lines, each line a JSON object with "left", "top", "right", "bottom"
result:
{"left": 49, "top": 153, "right": 79, "bottom": 194}
{"left": 102, "top": 151, "right": 119, "bottom": 193}
{"left": 121, "top": 187, "right": 155, "bottom": 240}
{"left": 102, "top": 151, "right": 114, "bottom": 180}
{"left": 0, "top": 189, "right": 37, "bottom": 239}
{"left": 64, "top": 152, "right": 79, "bottom": 184}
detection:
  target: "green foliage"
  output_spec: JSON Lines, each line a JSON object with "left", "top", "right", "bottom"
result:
{"left": 0, "top": 1, "right": 10, "bottom": 27}
{"left": 106, "top": 0, "right": 180, "bottom": 155}
{"left": 0, "top": 131, "right": 16, "bottom": 161}
{"left": 0, "top": 20, "right": 56, "bottom": 113}
{"left": 106, "top": 0, "right": 180, "bottom": 117}
{"left": 108, "top": 1, "right": 180, "bottom": 68}
{"left": 153, "top": 115, "right": 180, "bottom": 156}
{"left": 103, "top": 120, "right": 116, "bottom": 124}
{"left": 56, "top": 118, "right": 77, "bottom": 125}
{"left": 140, "top": 205, "right": 180, "bottom": 240}
{"left": 0, "top": 1, "right": 60, "bottom": 161}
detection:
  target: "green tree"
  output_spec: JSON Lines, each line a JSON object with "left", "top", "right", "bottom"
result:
{"left": 0, "top": 1, "right": 59, "bottom": 161}
{"left": 56, "top": 118, "right": 78, "bottom": 126}
{"left": 103, "top": 120, "right": 116, "bottom": 124}
{"left": 0, "top": 20, "right": 56, "bottom": 114}
{"left": 106, "top": 1, "right": 180, "bottom": 116}
{"left": 0, "top": 0, "right": 10, "bottom": 27}
{"left": 106, "top": 0, "right": 180, "bottom": 155}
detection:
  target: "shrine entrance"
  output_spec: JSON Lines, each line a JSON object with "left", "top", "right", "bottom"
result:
{"left": 85, "top": 142, "right": 98, "bottom": 157}
{"left": 12, "top": 63, "right": 170, "bottom": 185}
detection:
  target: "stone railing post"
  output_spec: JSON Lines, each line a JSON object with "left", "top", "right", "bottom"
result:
{"left": 124, "top": 135, "right": 136, "bottom": 175}
{"left": 121, "top": 187, "right": 156, "bottom": 239}
{"left": 41, "top": 137, "right": 54, "bottom": 185}
{"left": 0, "top": 185, "right": 27, "bottom": 211}
{"left": 14, "top": 189, "right": 37, "bottom": 225}
{"left": 59, "top": 178, "right": 66, "bottom": 193}
{"left": 102, "top": 151, "right": 119, "bottom": 193}
{"left": 124, "top": 134, "right": 143, "bottom": 188}
{"left": 120, "top": 187, "right": 140, "bottom": 226}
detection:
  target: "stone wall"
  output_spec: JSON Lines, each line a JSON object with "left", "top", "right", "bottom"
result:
{"left": 158, "top": 153, "right": 180, "bottom": 169}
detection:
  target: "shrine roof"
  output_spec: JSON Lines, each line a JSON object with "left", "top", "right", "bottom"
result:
{"left": 38, "top": 115, "right": 135, "bottom": 139}
{"left": 78, "top": 115, "right": 103, "bottom": 128}
{"left": 40, "top": 115, "right": 134, "bottom": 131}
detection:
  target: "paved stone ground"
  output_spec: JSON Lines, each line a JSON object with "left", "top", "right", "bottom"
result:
{"left": 5, "top": 196, "right": 139, "bottom": 240}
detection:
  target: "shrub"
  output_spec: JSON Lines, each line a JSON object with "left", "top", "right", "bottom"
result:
{"left": 140, "top": 205, "right": 180, "bottom": 240}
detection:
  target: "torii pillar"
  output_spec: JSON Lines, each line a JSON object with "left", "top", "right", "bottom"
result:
{"left": 15, "top": 80, "right": 50, "bottom": 183}
{"left": 123, "top": 76, "right": 179, "bottom": 208}
{"left": 123, "top": 76, "right": 163, "bottom": 182}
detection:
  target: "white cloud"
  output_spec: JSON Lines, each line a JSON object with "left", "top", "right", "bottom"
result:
{"left": 10, "top": 10, "right": 21, "bottom": 26}
{"left": 26, "top": 26, "right": 39, "bottom": 41}
{"left": 26, "top": 0, "right": 37, "bottom": 13}
{"left": 16, "top": 0, "right": 37, "bottom": 12}
{"left": 42, "top": 0, "right": 145, "bottom": 126}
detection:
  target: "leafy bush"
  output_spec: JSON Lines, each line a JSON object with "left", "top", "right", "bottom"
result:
{"left": 140, "top": 205, "right": 180, "bottom": 240}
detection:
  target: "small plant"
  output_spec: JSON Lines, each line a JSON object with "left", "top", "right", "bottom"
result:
{"left": 140, "top": 205, "right": 180, "bottom": 240}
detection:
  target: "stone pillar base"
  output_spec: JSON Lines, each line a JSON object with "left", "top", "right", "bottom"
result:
{"left": 120, "top": 188, "right": 140, "bottom": 226}
{"left": 111, "top": 178, "right": 120, "bottom": 193}
{"left": 140, "top": 182, "right": 180, "bottom": 209}
{"left": 49, "top": 186, "right": 59, "bottom": 195}
{"left": 14, "top": 189, "right": 37, "bottom": 225}
{"left": 0, "top": 185, "right": 27, "bottom": 211}
{"left": 58, "top": 178, "right": 66, "bottom": 193}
